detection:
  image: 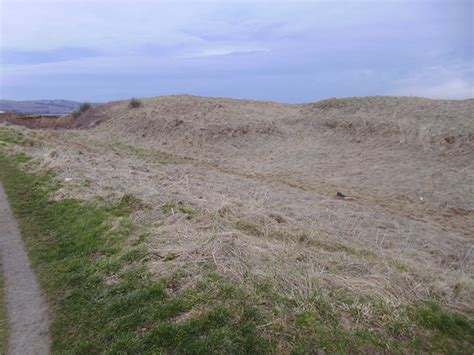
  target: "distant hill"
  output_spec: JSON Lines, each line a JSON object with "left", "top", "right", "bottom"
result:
{"left": 0, "top": 99, "right": 90, "bottom": 115}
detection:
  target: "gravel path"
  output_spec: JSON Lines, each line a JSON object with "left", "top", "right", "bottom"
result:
{"left": 0, "top": 184, "right": 50, "bottom": 355}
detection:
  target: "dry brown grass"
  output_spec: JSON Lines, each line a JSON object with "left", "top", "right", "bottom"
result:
{"left": 302, "top": 96, "right": 474, "bottom": 155}
{"left": 1, "top": 95, "right": 473, "bottom": 324}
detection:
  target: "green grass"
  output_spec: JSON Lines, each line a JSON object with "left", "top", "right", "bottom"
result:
{"left": 118, "top": 193, "right": 149, "bottom": 213}
{"left": 0, "top": 151, "right": 271, "bottom": 354}
{"left": 0, "top": 127, "right": 31, "bottom": 146}
{"left": 408, "top": 302, "right": 474, "bottom": 352}
{"left": 0, "top": 127, "right": 473, "bottom": 354}
{"left": 0, "top": 264, "right": 6, "bottom": 355}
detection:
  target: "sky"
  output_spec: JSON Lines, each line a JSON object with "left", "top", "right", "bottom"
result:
{"left": 0, "top": 0, "right": 473, "bottom": 103}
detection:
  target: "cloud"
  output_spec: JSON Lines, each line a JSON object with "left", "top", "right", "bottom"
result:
{"left": 1, "top": 0, "right": 472, "bottom": 102}
{"left": 0, "top": 2, "right": 205, "bottom": 50}
{"left": 182, "top": 47, "right": 268, "bottom": 59}
{"left": 393, "top": 79, "right": 473, "bottom": 99}
{"left": 0, "top": 47, "right": 102, "bottom": 65}
{"left": 389, "top": 63, "right": 474, "bottom": 99}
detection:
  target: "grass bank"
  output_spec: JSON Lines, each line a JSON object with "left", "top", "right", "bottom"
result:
{"left": 0, "top": 151, "right": 271, "bottom": 353}
{"left": 0, "top": 126, "right": 472, "bottom": 353}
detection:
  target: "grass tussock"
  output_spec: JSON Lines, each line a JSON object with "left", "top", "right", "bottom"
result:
{"left": 79, "top": 103, "right": 92, "bottom": 113}
{"left": 71, "top": 102, "right": 92, "bottom": 119}
{"left": 129, "top": 98, "right": 143, "bottom": 109}
{"left": 118, "top": 193, "right": 149, "bottom": 213}
{"left": 161, "top": 201, "right": 195, "bottom": 217}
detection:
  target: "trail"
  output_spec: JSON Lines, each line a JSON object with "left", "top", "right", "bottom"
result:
{"left": 0, "top": 184, "right": 50, "bottom": 355}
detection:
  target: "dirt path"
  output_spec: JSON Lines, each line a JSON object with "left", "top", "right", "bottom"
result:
{"left": 0, "top": 184, "right": 50, "bottom": 355}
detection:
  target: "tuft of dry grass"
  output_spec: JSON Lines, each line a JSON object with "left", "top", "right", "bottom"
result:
{"left": 129, "top": 98, "right": 143, "bottom": 109}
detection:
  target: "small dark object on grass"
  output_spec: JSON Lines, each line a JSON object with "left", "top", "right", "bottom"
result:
{"left": 336, "top": 191, "right": 352, "bottom": 200}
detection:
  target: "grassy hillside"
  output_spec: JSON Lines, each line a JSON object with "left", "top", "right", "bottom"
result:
{"left": 1, "top": 122, "right": 473, "bottom": 353}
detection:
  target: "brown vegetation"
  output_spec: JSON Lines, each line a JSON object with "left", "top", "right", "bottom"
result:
{"left": 2, "top": 95, "right": 473, "bottom": 322}
{"left": 129, "top": 98, "right": 143, "bottom": 109}
{"left": 0, "top": 113, "right": 75, "bottom": 129}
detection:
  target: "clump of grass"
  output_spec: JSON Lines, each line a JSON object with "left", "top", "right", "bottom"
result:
{"left": 71, "top": 102, "right": 92, "bottom": 119}
{"left": 235, "top": 219, "right": 263, "bottom": 237}
{"left": 71, "top": 111, "right": 81, "bottom": 119}
{"left": 129, "top": 98, "right": 143, "bottom": 109}
{"left": 81, "top": 178, "right": 93, "bottom": 187}
{"left": 79, "top": 103, "right": 92, "bottom": 113}
{"left": 161, "top": 202, "right": 195, "bottom": 217}
{"left": 314, "top": 98, "right": 345, "bottom": 110}
{"left": 118, "top": 193, "right": 149, "bottom": 213}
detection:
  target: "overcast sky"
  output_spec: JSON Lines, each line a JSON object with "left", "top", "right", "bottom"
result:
{"left": 0, "top": 0, "right": 472, "bottom": 103}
